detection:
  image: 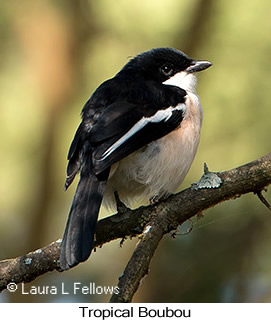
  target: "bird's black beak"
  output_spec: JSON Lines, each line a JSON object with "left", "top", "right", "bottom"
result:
{"left": 186, "top": 60, "right": 212, "bottom": 73}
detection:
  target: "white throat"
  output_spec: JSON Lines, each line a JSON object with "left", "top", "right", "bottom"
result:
{"left": 162, "top": 71, "right": 197, "bottom": 93}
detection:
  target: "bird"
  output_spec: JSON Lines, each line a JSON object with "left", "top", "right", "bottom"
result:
{"left": 60, "top": 47, "right": 212, "bottom": 270}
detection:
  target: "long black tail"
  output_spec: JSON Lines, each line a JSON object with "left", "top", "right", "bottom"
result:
{"left": 60, "top": 160, "right": 108, "bottom": 270}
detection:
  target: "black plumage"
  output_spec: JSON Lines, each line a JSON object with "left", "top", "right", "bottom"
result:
{"left": 60, "top": 47, "right": 211, "bottom": 270}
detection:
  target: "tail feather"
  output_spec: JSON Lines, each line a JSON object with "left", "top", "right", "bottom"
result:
{"left": 60, "top": 162, "right": 108, "bottom": 270}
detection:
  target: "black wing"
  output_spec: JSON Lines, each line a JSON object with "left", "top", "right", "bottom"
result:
{"left": 65, "top": 78, "right": 187, "bottom": 187}
{"left": 90, "top": 100, "right": 186, "bottom": 175}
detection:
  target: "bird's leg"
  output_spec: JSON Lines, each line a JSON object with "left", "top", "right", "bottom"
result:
{"left": 149, "top": 193, "right": 173, "bottom": 205}
{"left": 114, "top": 191, "right": 130, "bottom": 214}
{"left": 149, "top": 195, "right": 160, "bottom": 205}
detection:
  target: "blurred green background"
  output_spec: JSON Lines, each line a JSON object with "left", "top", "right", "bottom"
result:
{"left": 0, "top": 0, "right": 271, "bottom": 303}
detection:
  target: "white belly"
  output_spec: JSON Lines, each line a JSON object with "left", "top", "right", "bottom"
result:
{"left": 103, "top": 92, "right": 202, "bottom": 208}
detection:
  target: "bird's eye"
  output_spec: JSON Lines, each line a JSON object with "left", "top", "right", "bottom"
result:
{"left": 161, "top": 64, "right": 174, "bottom": 76}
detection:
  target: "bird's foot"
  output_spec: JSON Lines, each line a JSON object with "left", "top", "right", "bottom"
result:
{"left": 149, "top": 195, "right": 160, "bottom": 205}
{"left": 114, "top": 191, "right": 130, "bottom": 214}
{"left": 149, "top": 193, "right": 172, "bottom": 205}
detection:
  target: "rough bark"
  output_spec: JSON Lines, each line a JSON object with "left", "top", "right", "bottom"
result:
{"left": 0, "top": 153, "right": 270, "bottom": 301}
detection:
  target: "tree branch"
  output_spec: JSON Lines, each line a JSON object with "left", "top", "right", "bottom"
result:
{"left": 1, "top": 153, "right": 271, "bottom": 296}
{"left": 110, "top": 153, "right": 271, "bottom": 302}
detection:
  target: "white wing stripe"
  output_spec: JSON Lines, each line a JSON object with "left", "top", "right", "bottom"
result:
{"left": 100, "top": 104, "right": 186, "bottom": 161}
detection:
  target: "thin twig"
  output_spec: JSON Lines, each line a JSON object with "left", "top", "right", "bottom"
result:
{"left": 110, "top": 153, "right": 271, "bottom": 302}
{"left": 256, "top": 190, "right": 271, "bottom": 211}
{"left": 0, "top": 153, "right": 271, "bottom": 296}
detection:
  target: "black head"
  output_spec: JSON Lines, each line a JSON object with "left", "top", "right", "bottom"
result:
{"left": 119, "top": 47, "right": 212, "bottom": 84}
